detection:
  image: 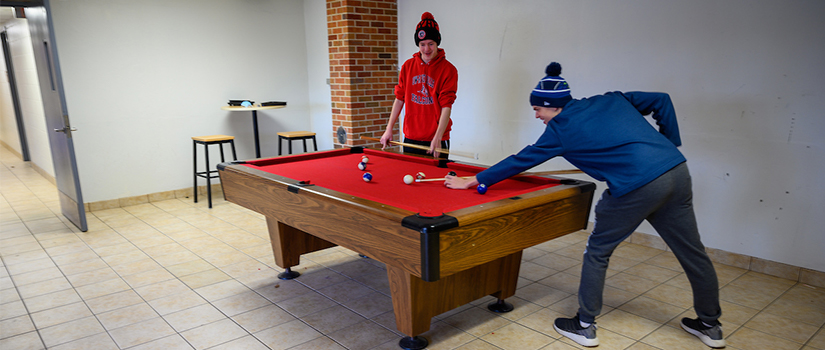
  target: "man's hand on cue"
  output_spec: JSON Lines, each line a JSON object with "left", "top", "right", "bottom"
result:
{"left": 445, "top": 175, "right": 479, "bottom": 190}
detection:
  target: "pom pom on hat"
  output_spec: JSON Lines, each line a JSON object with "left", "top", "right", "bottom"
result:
{"left": 545, "top": 62, "right": 562, "bottom": 76}
{"left": 530, "top": 62, "right": 572, "bottom": 108}
{"left": 415, "top": 12, "right": 441, "bottom": 46}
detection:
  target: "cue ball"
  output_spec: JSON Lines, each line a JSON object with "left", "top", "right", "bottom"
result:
{"left": 362, "top": 172, "right": 373, "bottom": 182}
{"left": 403, "top": 174, "right": 414, "bottom": 185}
{"left": 416, "top": 172, "right": 426, "bottom": 180}
{"left": 361, "top": 156, "right": 369, "bottom": 163}
{"left": 477, "top": 184, "right": 488, "bottom": 194}
{"left": 448, "top": 171, "right": 457, "bottom": 176}
{"left": 358, "top": 162, "right": 367, "bottom": 170}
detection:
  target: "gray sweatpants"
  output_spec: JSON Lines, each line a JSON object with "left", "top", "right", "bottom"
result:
{"left": 577, "top": 162, "right": 722, "bottom": 324}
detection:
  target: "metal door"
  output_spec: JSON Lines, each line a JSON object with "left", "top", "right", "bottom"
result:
{"left": 26, "top": 3, "right": 87, "bottom": 231}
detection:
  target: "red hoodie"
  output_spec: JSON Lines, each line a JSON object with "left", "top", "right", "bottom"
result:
{"left": 394, "top": 48, "right": 458, "bottom": 141}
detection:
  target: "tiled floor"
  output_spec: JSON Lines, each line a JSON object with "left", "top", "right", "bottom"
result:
{"left": 1, "top": 147, "right": 824, "bottom": 350}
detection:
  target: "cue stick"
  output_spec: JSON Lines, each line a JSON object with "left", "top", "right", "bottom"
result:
{"left": 360, "top": 136, "right": 478, "bottom": 159}
{"left": 415, "top": 176, "right": 473, "bottom": 182}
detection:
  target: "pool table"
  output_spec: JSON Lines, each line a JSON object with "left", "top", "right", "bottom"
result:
{"left": 217, "top": 147, "right": 595, "bottom": 349}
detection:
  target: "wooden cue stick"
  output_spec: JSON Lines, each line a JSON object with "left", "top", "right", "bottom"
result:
{"left": 360, "top": 136, "right": 477, "bottom": 159}
{"left": 415, "top": 176, "right": 473, "bottom": 182}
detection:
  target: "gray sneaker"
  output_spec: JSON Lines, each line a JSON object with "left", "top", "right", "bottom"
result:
{"left": 681, "top": 317, "right": 726, "bottom": 348}
{"left": 554, "top": 315, "right": 599, "bottom": 347}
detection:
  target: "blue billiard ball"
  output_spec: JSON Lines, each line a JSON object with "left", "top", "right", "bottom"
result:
{"left": 362, "top": 172, "right": 373, "bottom": 182}
{"left": 477, "top": 184, "right": 488, "bottom": 194}
{"left": 358, "top": 162, "right": 367, "bottom": 170}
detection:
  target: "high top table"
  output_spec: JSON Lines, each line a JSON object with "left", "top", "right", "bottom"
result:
{"left": 221, "top": 104, "right": 286, "bottom": 158}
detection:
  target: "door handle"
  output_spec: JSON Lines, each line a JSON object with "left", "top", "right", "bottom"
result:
{"left": 54, "top": 127, "right": 77, "bottom": 133}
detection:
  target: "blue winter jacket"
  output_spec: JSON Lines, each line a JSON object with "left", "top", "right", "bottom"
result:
{"left": 476, "top": 91, "right": 686, "bottom": 198}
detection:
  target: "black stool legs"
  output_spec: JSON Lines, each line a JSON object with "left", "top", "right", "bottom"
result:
{"left": 193, "top": 136, "right": 237, "bottom": 208}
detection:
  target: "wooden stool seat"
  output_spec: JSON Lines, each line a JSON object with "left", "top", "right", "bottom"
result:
{"left": 193, "top": 134, "right": 237, "bottom": 208}
{"left": 277, "top": 131, "right": 317, "bottom": 155}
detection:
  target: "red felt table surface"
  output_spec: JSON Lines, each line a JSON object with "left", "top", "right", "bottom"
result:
{"left": 242, "top": 149, "right": 560, "bottom": 217}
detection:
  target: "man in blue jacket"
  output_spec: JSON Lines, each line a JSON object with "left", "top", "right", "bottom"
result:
{"left": 445, "top": 62, "right": 725, "bottom": 348}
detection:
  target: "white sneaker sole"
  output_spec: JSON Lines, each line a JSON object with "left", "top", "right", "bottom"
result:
{"left": 554, "top": 324, "right": 599, "bottom": 347}
{"left": 680, "top": 322, "right": 726, "bottom": 348}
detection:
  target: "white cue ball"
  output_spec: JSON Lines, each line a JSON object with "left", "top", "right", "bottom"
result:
{"left": 403, "top": 174, "right": 414, "bottom": 185}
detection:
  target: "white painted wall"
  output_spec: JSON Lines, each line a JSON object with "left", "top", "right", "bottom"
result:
{"left": 303, "top": 0, "right": 333, "bottom": 150}
{"left": 398, "top": 0, "right": 825, "bottom": 271}
{"left": 46, "top": 0, "right": 318, "bottom": 202}
{"left": 0, "top": 14, "right": 53, "bottom": 176}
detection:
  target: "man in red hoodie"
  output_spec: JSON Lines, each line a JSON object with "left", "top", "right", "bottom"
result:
{"left": 380, "top": 12, "right": 458, "bottom": 159}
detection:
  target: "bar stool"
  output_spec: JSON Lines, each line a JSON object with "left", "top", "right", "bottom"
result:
{"left": 277, "top": 131, "right": 317, "bottom": 155}
{"left": 192, "top": 135, "right": 237, "bottom": 208}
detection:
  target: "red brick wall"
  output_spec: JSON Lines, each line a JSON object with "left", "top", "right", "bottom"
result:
{"left": 327, "top": 0, "right": 398, "bottom": 148}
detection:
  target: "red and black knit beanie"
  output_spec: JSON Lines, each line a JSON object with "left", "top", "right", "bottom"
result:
{"left": 415, "top": 12, "right": 441, "bottom": 46}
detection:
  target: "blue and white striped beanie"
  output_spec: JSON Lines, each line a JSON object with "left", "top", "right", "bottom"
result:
{"left": 530, "top": 62, "right": 572, "bottom": 108}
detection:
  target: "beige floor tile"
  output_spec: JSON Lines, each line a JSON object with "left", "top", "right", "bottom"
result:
{"left": 301, "top": 304, "right": 367, "bottom": 334}
{"left": 729, "top": 272, "right": 796, "bottom": 298}
{"left": 65, "top": 267, "right": 120, "bottom": 287}
{"left": 639, "top": 324, "right": 710, "bottom": 350}
{"left": 764, "top": 296, "right": 825, "bottom": 326}
{"left": 109, "top": 258, "right": 162, "bottom": 276}
{"left": 212, "top": 290, "right": 271, "bottom": 316}
{"left": 727, "top": 326, "right": 802, "bottom": 350}
{"left": 47, "top": 332, "right": 119, "bottom": 350}
{"left": 516, "top": 283, "right": 571, "bottom": 307}
{"left": 481, "top": 322, "right": 555, "bottom": 350}
{"left": 455, "top": 338, "right": 510, "bottom": 349}
{"left": 5, "top": 258, "right": 55, "bottom": 276}
{"left": 328, "top": 319, "right": 400, "bottom": 350}
{"left": 0, "top": 314, "right": 36, "bottom": 339}
{"left": 74, "top": 277, "right": 131, "bottom": 300}
{"left": 97, "top": 302, "right": 159, "bottom": 331}
{"left": 147, "top": 290, "right": 207, "bottom": 315}
{"left": 109, "top": 317, "right": 177, "bottom": 348}
{"left": 163, "top": 303, "right": 227, "bottom": 332}
{"left": 167, "top": 259, "right": 214, "bottom": 277}
{"left": 193, "top": 278, "right": 249, "bottom": 301}
{"left": 538, "top": 272, "right": 581, "bottom": 295}
{"left": 720, "top": 283, "right": 778, "bottom": 309}
{"left": 276, "top": 290, "right": 337, "bottom": 318}
{"left": 86, "top": 289, "right": 144, "bottom": 314}
{"left": 15, "top": 277, "right": 72, "bottom": 299}
{"left": 9, "top": 266, "right": 63, "bottom": 287}
{"left": 254, "top": 319, "right": 322, "bottom": 349}
{"left": 219, "top": 258, "right": 271, "bottom": 279}
{"left": 623, "top": 262, "right": 682, "bottom": 283}
{"left": 57, "top": 258, "right": 108, "bottom": 276}
{"left": 642, "top": 284, "right": 695, "bottom": 309}
{"left": 121, "top": 268, "right": 176, "bottom": 288}
{"left": 618, "top": 295, "right": 687, "bottom": 324}
{"left": 232, "top": 304, "right": 296, "bottom": 333}
{"left": 208, "top": 335, "right": 270, "bottom": 350}
{"left": 0, "top": 331, "right": 45, "bottom": 350}
{"left": 39, "top": 316, "right": 105, "bottom": 348}
{"left": 745, "top": 311, "right": 818, "bottom": 344}
{"left": 180, "top": 318, "right": 249, "bottom": 349}
{"left": 20, "top": 288, "right": 82, "bottom": 313}
{"left": 180, "top": 268, "right": 232, "bottom": 289}
{"left": 127, "top": 334, "right": 194, "bottom": 350}
{"left": 133, "top": 278, "right": 190, "bottom": 301}
{"left": 599, "top": 309, "right": 662, "bottom": 340}
{"left": 30, "top": 302, "right": 92, "bottom": 329}
{"left": 443, "top": 307, "right": 513, "bottom": 337}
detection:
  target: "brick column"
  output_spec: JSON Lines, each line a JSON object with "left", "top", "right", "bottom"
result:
{"left": 327, "top": 0, "right": 398, "bottom": 149}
